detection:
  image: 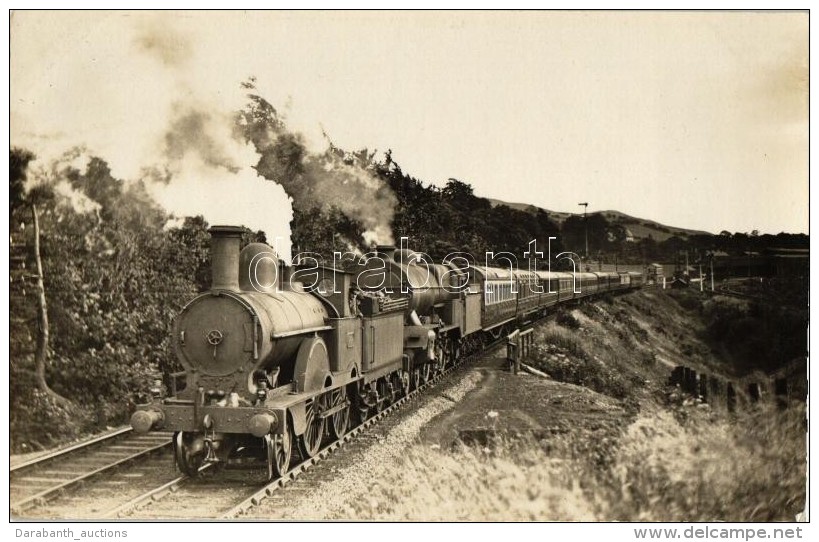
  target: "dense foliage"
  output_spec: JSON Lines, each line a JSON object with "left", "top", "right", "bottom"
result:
{"left": 10, "top": 151, "right": 206, "bottom": 448}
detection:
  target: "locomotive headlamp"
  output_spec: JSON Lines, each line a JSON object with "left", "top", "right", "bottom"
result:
{"left": 150, "top": 379, "right": 163, "bottom": 398}
{"left": 248, "top": 412, "right": 278, "bottom": 437}
{"left": 256, "top": 387, "right": 268, "bottom": 402}
{"left": 255, "top": 379, "right": 269, "bottom": 403}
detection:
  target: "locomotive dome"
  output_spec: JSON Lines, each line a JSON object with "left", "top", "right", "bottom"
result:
{"left": 239, "top": 242, "right": 280, "bottom": 293}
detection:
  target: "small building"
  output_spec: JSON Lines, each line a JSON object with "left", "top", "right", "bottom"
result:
{"left": 646, "top": 263, "right": 663, "bottom": 284}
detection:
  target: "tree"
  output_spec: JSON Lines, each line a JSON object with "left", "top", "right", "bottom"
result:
{"left": 561, "top": 213, "right": 612, "bottom": 256}
{"left": 10, "top": 147, "right": 34, "bottom": 215}
{"left": 9, "top": 147, "right": 71, "bottom": 406}
{"left": 441, "top": 178, "right": 474, "bottom": 204}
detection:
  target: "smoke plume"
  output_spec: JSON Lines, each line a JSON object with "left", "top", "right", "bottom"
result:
{"left": 247, "top": 104, "right": 397, "bottom": 246}
{"left": 12, "top": 13, "right": 400, "bottom": 254}
{"left": 11, "top": 14, "right": 295, "bottom": 261}
{"left": 307, "top": 148, "right": 396, "bottom": 246}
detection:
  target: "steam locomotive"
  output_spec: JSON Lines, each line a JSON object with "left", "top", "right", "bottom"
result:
{"left": 130, "top": 226, "right": 643, "bottom": 479}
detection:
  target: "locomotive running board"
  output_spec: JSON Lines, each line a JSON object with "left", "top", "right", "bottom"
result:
{"left": 271, "top": 325, "right": 332, "bottom": 339}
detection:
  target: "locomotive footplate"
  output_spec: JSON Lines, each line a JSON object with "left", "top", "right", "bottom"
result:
{"left": 133, "top": 383, "right": 353, "bottom": 438}
{"left": 141, "top": 403, "right": 289, "bottom": 436}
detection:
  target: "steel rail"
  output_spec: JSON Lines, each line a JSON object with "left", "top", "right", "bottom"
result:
{"left": 11, "top": 439, "right": 172, "bottom": 514}
{"left": 101, "top": 461, "right": 215, "bottom": 519}
{"left": 11, "top": 427, "right": 134, "bottom": 473}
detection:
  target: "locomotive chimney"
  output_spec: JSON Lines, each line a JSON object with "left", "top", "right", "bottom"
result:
{"left": 376, "top": 244, "right": 397, "bottom": 260}
{"left": 209, "top": 225, "right": 243, "bottom": 291}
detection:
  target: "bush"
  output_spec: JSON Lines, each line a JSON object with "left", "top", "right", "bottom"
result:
{"left": 532, "top": 330, "right": 636, "bottom": 400}
{"left": 9, "top": 384, "right": 94, "bottom": 452}
{"left": 555, "top": 308, "right": 581, "bottom": 330}
{"left": 668, "top": 290, "right": 703, "bottom": 312}
{"left": 701, "top": 298, "right": 808, "bottom": 374}
{"left": 587, "top": 405, "right": 806, "bottom": 521}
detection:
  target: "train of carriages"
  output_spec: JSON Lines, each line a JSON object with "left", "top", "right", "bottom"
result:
{"left": 131, "top": 226, "right": 644, "bottom": 478}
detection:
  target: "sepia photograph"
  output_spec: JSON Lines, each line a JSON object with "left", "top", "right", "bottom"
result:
{"left": 7, "top": 8, "right": 810, "bottom": 531}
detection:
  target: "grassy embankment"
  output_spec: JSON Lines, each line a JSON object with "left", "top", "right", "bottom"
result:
{"left": 354, "top": 290, "right": 806, "bottom": 521}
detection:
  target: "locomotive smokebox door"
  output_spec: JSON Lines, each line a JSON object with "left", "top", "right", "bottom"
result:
{"left": 175, "top": 294, "right": 257, "bottom": 377}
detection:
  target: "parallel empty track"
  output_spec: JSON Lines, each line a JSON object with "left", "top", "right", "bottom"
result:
{"left": 11, "top": 428, "right": 173, "bottom": 516}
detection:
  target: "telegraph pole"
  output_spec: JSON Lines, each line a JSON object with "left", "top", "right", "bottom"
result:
{"left": 578, "top": 202, "right": 588, "bottom": 259}
{"left": 710, "top": 254, "right": 715, "bottom": 291}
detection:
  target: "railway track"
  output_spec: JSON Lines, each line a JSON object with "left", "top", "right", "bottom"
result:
{"left": 106, "top": 341, "right": 504, "bottom": 519}
{"left": 10, "top": 427, "right": 173, "bottom": 517}
{"left": 714, "top": 286, "right": 766, "bottom": 302}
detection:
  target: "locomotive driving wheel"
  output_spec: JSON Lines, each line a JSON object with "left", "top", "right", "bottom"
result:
{"left": 389, "top": 372, "right": 404, "bottom": 402}
{"left": 174, "top": 431, "right": 206, "bottom": 477}
{"left": 265, "top": 429, "right": 292, "bottom": 480}
{"left": 329, "top": 387, "right": 349, "bottom": 439}
{"left": 298, "top": 397, "right": 325, "bottom": 459}
{"left": 354, "top": 381, "right": 374, "bottom": 424}
{"left": 399, "top": 370, "right": 411, "bottom": 398}
{"left": 411, "top": 367, "right": 422, "bottom": 391}
{"left": 434, "top": 338, "right": 446, "bottom": 370}
{"left": 445, "top": 337, "right": 459, "bottom": 367}
{"left": 375, "top": 378, "right": 390, "bottom": 412}
{"left": 439, "top": 336, "right": 451, "bottom": 368}
{"left": 420, "top": 362, "right": 432, "bottom": 384}
{"left": 428, "top": 336, "right": 447, "bottom": 377}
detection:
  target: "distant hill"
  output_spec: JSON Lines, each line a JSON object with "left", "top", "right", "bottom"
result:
{"left": 486, "top": 199, "right": 712, "bottom": 242}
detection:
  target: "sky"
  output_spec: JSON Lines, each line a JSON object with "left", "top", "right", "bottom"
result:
{"left": 10, "top": 10, "right": 809, "bottom": 235}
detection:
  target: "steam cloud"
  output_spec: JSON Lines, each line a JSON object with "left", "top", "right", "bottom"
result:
{"left": 12, "top": 14, "right": 399, "bottom": 255}
{"left": 12, "top": 15, "right": 295, "bottom": 262}
{"left": 249, "top": 123, "right": 397, "bottom": 246}
{"left": 311, "top": 149, "right": 397, "bottom": 246}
